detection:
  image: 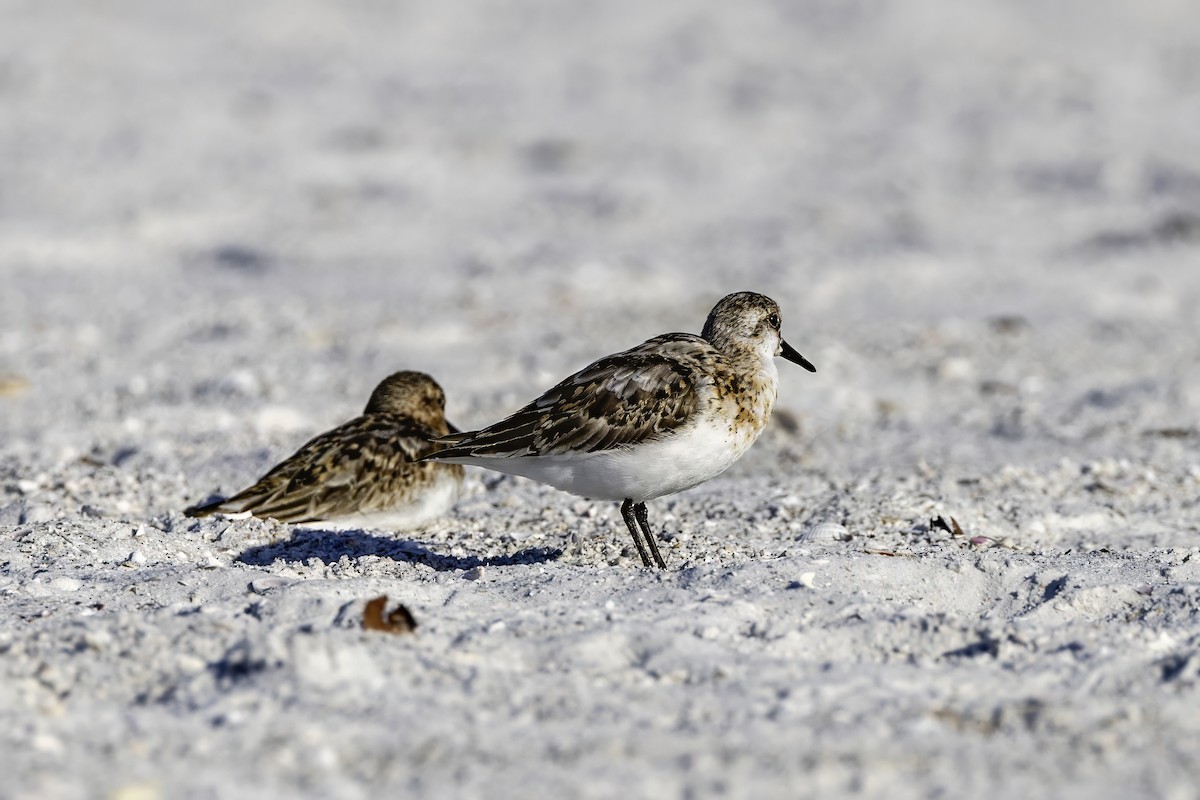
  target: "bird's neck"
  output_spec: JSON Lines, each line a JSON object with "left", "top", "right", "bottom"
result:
{"left": 716, "top": 346, "right": 779, "bottom": 430}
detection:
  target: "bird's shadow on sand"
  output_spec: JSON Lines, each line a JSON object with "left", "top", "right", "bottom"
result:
{"left": 236, "top": 527, "right": 562, "bottom": 572}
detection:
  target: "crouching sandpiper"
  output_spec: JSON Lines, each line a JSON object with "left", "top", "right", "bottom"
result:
{"left": 186, "top": 371, "right": 464, "bottom": 530}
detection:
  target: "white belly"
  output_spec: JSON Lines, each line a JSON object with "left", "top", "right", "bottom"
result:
{"left": 294, "top": 473, "right": 462, "bottom": 532}
{"left": 448, "top": 421, "right": 759, "bottom": 503}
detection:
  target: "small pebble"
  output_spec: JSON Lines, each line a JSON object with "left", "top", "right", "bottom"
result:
{"left": 797, "top": 571, "right": 817, "bottom": 589}
{"left": 23, "top": 505, "right": 56, "bottom": 523}
{"left": 83, "top": 629, "right": 113, "bottom": 649}
{"left": 31, "top": 733, "right": 64, "bottom": 756}
{"left": 176, "top": 655, "right": 206, "bottom": 675}
{"left": 937, "top": 357, "right": 974, "bottom": 381}
{"left": 249, "top": 576, "right": 292, "bottom": 594}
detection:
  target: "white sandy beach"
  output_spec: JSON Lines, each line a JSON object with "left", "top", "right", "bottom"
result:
{"left": 2, "top": 1, "right": 1200, "bottom": 797}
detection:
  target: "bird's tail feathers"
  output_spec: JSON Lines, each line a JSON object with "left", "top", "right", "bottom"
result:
{"left": 183, "top": 496, "right": 228, "bottom": 517}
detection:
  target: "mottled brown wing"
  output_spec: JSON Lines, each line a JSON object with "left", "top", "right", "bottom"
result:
{"left": 187, "top": 414, "right": 439, "bottom": 522}
{"left": 434, "top": 334, "right": 707, "bottom": 458}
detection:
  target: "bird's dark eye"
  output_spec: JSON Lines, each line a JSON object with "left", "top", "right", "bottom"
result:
{"left": 767, "top": 313, "right": 781, "bottom": 329}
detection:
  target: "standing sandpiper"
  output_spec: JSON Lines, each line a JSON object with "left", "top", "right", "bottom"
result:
{"left": 421, "top": 292, "right": 814, "bottom": 567}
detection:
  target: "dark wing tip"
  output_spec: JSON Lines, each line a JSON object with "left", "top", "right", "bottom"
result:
{"left": 183, "top": 497, "right": 225, "bottom": 517}
{"left": 418, "top": 431, "right": 475, "bottom": 461}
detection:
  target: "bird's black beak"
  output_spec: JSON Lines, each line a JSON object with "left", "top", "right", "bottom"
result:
{"left": 445, "top": 420, "right": 462, "bottom": 435}
{"left": 780, "top": 339, "right": 816, "bottom": 372}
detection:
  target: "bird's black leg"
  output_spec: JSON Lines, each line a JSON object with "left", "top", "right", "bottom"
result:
{"left": 634, "top": 502, "right": 667, "bottom": 569}
{"left": 620, "top": 499, "right": 653, "bottom": 568}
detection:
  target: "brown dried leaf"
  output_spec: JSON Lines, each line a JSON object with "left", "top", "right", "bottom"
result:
{"left": 362, "top": 595, "right": 417, "bottom": 635}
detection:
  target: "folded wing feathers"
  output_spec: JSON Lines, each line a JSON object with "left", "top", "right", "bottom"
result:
{"left": 433, "top": 335, "right": 707, "bottom": 459}
{"left": 191, "top": 414, "right": 442, "bottom": 523}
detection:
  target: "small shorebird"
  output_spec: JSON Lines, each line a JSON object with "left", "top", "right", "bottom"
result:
{"left": 421, "top": 292, "right": 814, "bottom": 568}
{"left": 185, "top": 371, "right": 463, "bottom": 530}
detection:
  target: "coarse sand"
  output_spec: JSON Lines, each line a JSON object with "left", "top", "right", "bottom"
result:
{"left": 2, "top": 2, "right": 1200, "bottom": 798}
